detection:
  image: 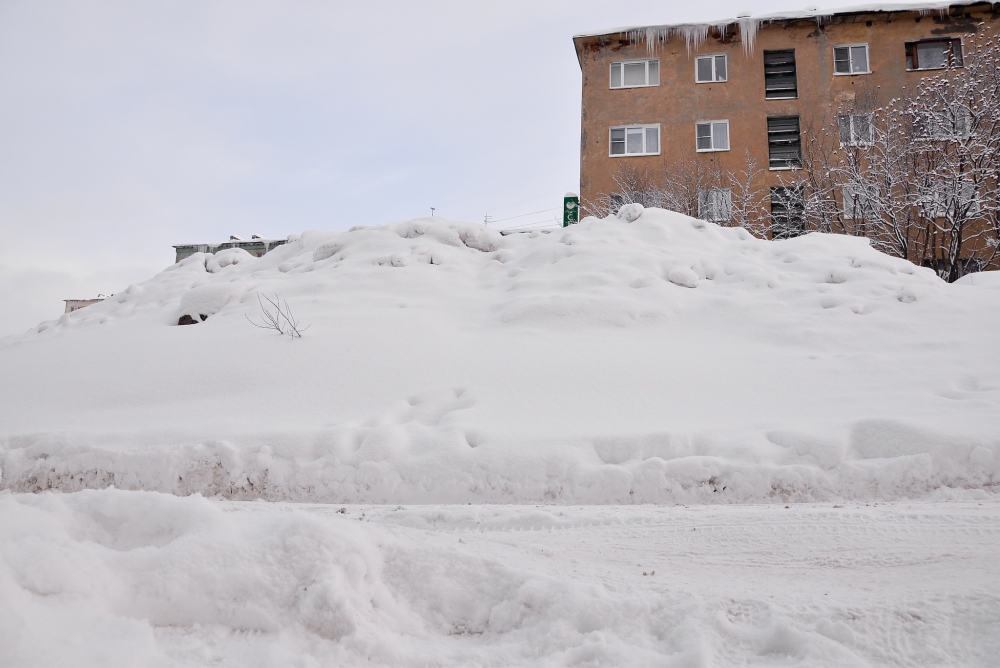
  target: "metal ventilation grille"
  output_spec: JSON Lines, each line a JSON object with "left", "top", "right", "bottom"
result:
{"left": 764, "top": 49, "right": 797, "bottom": 99}
{"left": 767, "top": 116, "right": 802, "bottom": 169}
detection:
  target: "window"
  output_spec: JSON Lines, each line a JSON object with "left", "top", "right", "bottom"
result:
{"left": 767, "top": 116, "right": 801, "bottom": 169}
{"left": 842, "top": 184, "right": 877, "bottom": 220}
{"left": 914, "top": 107, "right": 971, "bottom": 140}
{"left": 834, "top": 44, "right": 870, "bottom": 74}
{"left": 695, "top": 120, "right": 730, "bottom": 152}
{"left": 698, "top": 189, "right": 733, "bottom": 222}
{"left": 920, "top": 181, "right": 979, "bottom": 218}
{"left": 770, "top": 186, "right": 805, "bottom": 238}
{"left": 695, "top": 54, "right": 727, "bottom": 83}
{"left": 905, "top": 38, "right": 963, "bottom": 70}
{"left": 764, "top": 49, "right": 797, "bottom": 99}
{"left": 838, "top": 114, "right": 873, "bottom": 146}
{"left": 609, "top": 125, "right": 660, "bottom": 156}
{"left": 610, "top": 60, "right": 660, "bottom": 88}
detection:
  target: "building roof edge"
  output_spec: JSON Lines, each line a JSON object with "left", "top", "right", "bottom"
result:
{"left": 572, "top": 0, "right": 987, "bottom": 40}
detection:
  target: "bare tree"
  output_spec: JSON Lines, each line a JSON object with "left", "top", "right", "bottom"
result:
{"left": 729, "top": 150, "right": 772, "bottom": 236}
{"left": 903, "top": 30, "right": 1000, "bottom": 280}
{"left": 246, "top": 293, "right": 310, "bottom": 338}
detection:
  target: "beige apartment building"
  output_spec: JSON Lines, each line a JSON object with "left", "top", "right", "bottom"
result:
{"left": 573, "top": 1, "right": 1000, "bottom": 272}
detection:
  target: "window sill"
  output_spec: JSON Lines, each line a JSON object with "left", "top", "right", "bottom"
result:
{"left": 906, "top": 66, "right": 963, "bottom": 72}
{"left": 610, "top": 84, "right": 660, "bottom": 89}
{"left": 695, "top": 79, "right": 727, "bottom": 84}
{"left": 765, "top": 95, "right": 799, "bottom": 100}
{"left": 768, "top": 166, "right": 799, "bottom": 171}
{"left": 696, "top": 148, "right": 731, "bottom": 153}
{"left": 609, "top": 153, "right": 661, "bottom": 158}
{"left": 833, "top": 71, "right": 871, "bottom": 76}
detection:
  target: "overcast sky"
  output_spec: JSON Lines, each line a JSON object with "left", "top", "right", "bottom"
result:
{"left": 0, "top": 0, "right": 813, "bottom": 336}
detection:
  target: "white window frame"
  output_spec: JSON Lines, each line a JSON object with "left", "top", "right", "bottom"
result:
{"left": 838, "top": 113, "right": 874, "bottom": 147}
{"left": 698, "top": 188, "right": 733, "bottom": 222}
{"left": 609, "top": 124, "right": 661, "bottom": 157}
{"left": 610, "top": 59, "right": 660, "bottom": 89}
{"left": 842, "top": 184, "right": 878, "bottom": 220}
{"left": 695, "top": 54, "right": 728, "bottom": 83}
{"left": 915, "top": 107, "right": 972, "bottom": 141}
{"left": 833, "top": 44, "right": 870, "bottom": 75}
{"left": 695, "top": 120, "right": 730, "bottom": 152}
{"left": 921, "top": 181, "right": 980, "bottom": 218}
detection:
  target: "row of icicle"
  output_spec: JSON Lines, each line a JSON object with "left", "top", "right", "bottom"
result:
{"left": 630, "top": 4, "right": 957, "bottom": 57}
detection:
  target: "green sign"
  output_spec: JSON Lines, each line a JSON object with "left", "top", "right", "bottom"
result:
{"left": 563, "top": 192, "right": 579, "bottom": 227}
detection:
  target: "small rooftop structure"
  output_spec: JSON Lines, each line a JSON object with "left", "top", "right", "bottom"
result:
{"left": 172, "top": 235, "right": 289, "bottom": 263}
{"left": 64, "top": 298, "right": 105, "bottom": 314}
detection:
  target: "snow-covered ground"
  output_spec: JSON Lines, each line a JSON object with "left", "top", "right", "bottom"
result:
{"left": 1, "top": 208, "right": 998, "bottom": 503}
{"left": 2, "top": 489, "right": 998, "bottom": 667}
{"left": 2, "top": 208, "right": 999, "bottom": 664}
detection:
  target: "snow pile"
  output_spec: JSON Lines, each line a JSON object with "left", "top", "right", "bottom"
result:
{"left": 6, "top": 489, "right": 996, "bottom": 667}
{"left": 1, "top": 209, "right": 999, "bottom": 503}
{"left": 0, "top": 490, "right": 706, "bottom": 666}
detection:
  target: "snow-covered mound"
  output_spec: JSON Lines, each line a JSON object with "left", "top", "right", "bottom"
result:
{"left": 5, "top": 489, "right": 997, "bottom": 667}
{"left": 2, "top": 209, "right": 998, "bottom": 502}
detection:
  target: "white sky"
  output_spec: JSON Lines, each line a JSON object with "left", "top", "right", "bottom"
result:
{"left": 0, "top": 0, "right": 815, "bottom": 336}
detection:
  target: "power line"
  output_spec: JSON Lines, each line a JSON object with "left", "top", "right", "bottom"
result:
{"left": 501, "top": 216, "right": 561, "bottom": 230}
{"left": 489, "top": 207, "right": 559, "bottom": 223}
{"left": 435, "top": 162, "right": 577, "bottom": 208}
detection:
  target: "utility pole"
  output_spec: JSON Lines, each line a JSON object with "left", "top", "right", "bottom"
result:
{"left": 430, "top": 207, "right": 435, "bottom": 217}
{"left": 484, "top": 213, "right": 492, "bottom": 227}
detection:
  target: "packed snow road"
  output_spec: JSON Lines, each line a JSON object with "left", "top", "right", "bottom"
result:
{"left": 2, "top": 490, "right": 997, "bottom": 667}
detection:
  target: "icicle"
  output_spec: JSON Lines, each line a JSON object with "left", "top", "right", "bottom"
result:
{"left": 632, "top": 21, "right": 755, "bottom": 57}
{"left": 678, "top": 25, "right": 711, "bottom": 55}
{"left": 640, "top": 26, "right": 671, "bottom": 56}
{"left": 632, "top": 24, "right": 712, "bottom": 56}
{"left": 737, "top": 16, "right": 761, "bottom": 56}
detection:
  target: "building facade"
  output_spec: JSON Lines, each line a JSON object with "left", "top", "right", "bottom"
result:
{"left": 172, "top": 235, "right": 289, "bottom": 264}
{"left": 573, "top": 2, "right": 1000, "bottom": 275}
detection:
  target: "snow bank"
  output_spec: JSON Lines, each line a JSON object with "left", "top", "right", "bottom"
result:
{"left": 955, "top": 270, "right": 1000, "bottom": 288}
{"left": 0, "top": 490, "right": 706, "bottom": 666}
{"left": 2, "top": 209, "right": 999, "bottom": 503}
{"left": 3, "top": 490, "right": 997, "bottom": 666}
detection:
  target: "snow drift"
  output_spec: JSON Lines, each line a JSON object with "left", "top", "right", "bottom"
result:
{"left": 1, "top": 209, "right": 998, "bottom": 503}
{"left": 5, "top": 489, "right": 998, "bottom": 667}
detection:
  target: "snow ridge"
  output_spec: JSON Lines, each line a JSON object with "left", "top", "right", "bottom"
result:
{"left": 1, "top": 209, "right": 998, "bottom": 504}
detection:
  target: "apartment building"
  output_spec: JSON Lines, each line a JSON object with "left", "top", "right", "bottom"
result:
{"left": 572, "top": 1, "right": 1000, "bottom": 264}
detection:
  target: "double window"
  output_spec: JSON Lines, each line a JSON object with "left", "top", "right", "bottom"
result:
{"left": 838, "top": 114, "right": 873, "bottom": 146}
{"left": 610, "top": 59, "right": 660, "bottom": 88}
{"left": 914, "top": 107, "right": 972, "bottom": 140}
{"left": 695, "top": 54, "right": 727, "bottom": 83}
{"left": 609, "top": 125, "right": 660, "bottom": 156}
{"left": 764, "top": 49, "right": 797, "bottom": 99}
{"left": 698, "top": 189, "right": 733, "bottom": 222}
{"left": 696, "top": 120, "right": 730, "bottom": 152}
{"left": 767, "top": 116, "right": 802, "bottom": 169}
{"left": 906, "top": 38, "right": 963, "bottom": 70}
{"left": 834, "top": 44, "right": 870, "bottom": 74}
{"left": 920, "top": 181, "right": 979, "bottom": 218}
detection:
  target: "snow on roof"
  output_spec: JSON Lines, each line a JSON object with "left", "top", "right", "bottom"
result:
{"left": 172, "top": 237, "right": 287, "bottom": 248}
{"left": 574, "top": 1, "right": 988, "bottom": 54}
